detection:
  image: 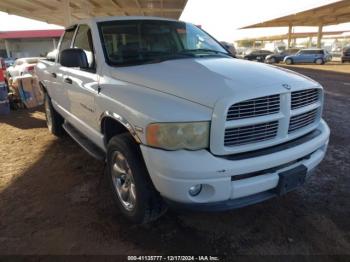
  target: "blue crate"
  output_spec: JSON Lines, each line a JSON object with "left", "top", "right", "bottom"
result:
{"left": 0, "top": 83, "right": 7, "bottom": 101}
{"left": 0, "top": 99, "right": 10, "bottom": 114}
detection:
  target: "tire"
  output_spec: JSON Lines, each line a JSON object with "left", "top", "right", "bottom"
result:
{"left": 44, "top": 93, "right": 64, "bottom": 137}
{"left": 106, "top": 133, "right": 167, "bottom": 224}
{"left": 285, "top": 58, "right": 293, "bottom": 65}
{"left": 315, "top": 58, "right": 324, "bottom": 65}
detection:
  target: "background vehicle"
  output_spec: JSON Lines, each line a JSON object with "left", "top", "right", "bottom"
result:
{"left": 243, "top": 49, "right": 273, "bottom": 62}
{"left": 220, "top": 41, "right": 236, "bottom": 57}
{"left": 265, "top": 48, "right": 300, "bottom": 64}
{"left": 36, "top": 17, "right": 329, "bottom": 224}
{"left": 264, "top": 42, "right": 286, "bottom": 53}
{"left": 3, "top": 58, "right": 15, "bottom": 68}
{"left": 46, "top": 50, "right": 58, "bottom": 62}
{"left": 284, "top": 49, "right": 332, "bottom": 65}
{"left": 341, "top": 46, "right": 350, "bottom": 63}
{"left": 7, "top": 57, "right": 41, "bottom": 77}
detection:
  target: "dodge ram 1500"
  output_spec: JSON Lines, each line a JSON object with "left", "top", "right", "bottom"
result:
{"left": 36, "top": 16, "right": 330, "bottom": 223}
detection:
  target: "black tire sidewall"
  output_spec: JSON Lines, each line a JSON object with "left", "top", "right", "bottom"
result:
{"left": 315, "top": 58, "right": 323, "bottom": 65}
{"left": 44, "top": 93, "right": 64, "bottom": 136}
{"left": 286, "top": 59, "right": 292, "bottom": 65}
{"left": 106, "top": 134, "right": 159, "bottom": 223}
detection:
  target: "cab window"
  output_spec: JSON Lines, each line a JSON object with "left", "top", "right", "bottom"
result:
{"left": 73, "top": 24, "right": 96, "bottom": 69}
{"left": 59, "top": 28, "right": 76, "bottom": 52}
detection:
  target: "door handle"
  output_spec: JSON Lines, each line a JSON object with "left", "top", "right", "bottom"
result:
{"left": 51, "top": 72, "right": 57, "bottom": 78}
{"left": 64, "top": 77, "right": 72, "bottom": 84}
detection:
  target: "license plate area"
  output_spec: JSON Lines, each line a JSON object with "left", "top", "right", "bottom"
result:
{"left": 276, "top": 165, "right": 307, "bottom": 195}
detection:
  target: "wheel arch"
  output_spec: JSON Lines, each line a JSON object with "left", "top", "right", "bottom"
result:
{"left": 285, "top": 57, "right": 293, "bottom": 64}
{"left": 39, "top": 81, "right": 47, "bottom": 93}
{"left": 100, "top": 111, "right": 141, "bottom": 146}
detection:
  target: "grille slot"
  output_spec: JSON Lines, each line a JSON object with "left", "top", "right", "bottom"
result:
{"left": 291, "top": 89, "right": 319, "bottom": 109}
{"left": 227, "top": 95, "right": 280, "bottom": 120}
{"left": 225, "top": 121, "right": 278, "bottom": 146}
{"left": 289, "top": 109, "right": 318, "bottom": 133}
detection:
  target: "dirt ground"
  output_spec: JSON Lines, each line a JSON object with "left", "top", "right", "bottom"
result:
{"left": 0, "top": 66, "right": 349, "bottom": 258}
{"left": 280, "top": 62, "right": 350, "bottom": 74}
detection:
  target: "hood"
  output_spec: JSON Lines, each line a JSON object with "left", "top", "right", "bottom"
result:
{"left": 108, "top": 57, "right": 318, "bottom": 108}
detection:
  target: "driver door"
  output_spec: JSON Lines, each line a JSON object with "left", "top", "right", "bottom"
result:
{"left": 65, "top": 24, "right": 100, "bottom": 131}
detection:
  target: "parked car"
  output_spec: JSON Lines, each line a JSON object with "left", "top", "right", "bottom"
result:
{"left": 265, "top": 48, "right": 300, "bottom": 64}
{"left": 284, "top": 49, "right": 332, "bottom": 65}
{"left": 36, "top": 17, "right": 330, "bottom": 224}
{"left": 220, "top": 41, "right": 236, "bottom": 57}
{"left": 341, "top": 47, "right": 350, "bottom": 63}
{"left": 243, "top": 49, "right": 273, "bottom": 62}
{"left": 46, "top": 49, "right": 58, "bottom": 62}
{"left": 3, "top": 57, "right": 15, "bottom": 68}
{"left": 7, "top": 57, "right": 41, "bottom": 77}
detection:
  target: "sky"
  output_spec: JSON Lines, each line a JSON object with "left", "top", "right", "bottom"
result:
{"left": 180, "top": 0, "right": 350, "bottom": 41}
{"left": 0, "top": 0, "right": 349, "bottom": 42}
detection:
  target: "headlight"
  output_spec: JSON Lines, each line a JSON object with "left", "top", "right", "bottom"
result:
{"left": 146, "top": 122, "right": 210, "bottom": 150}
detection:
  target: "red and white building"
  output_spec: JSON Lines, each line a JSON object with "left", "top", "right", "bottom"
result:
{"left": 0, "top": 29, "right": 63, "bottom": 58}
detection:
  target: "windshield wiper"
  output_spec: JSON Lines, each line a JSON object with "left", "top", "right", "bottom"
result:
{"left": 112, "top": 53, "right": 195, "bottom": 66}
{"left": 180, "top": 49, "right": 230, "bottom": 56}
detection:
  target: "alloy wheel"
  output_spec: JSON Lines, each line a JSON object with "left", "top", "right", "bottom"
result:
{"left": 111, "top": 151, "right": 137, "bottom": 211}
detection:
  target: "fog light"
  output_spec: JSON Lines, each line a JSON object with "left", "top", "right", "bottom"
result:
{"left": 189, "top": 184, "right": 202, "bottom": 196}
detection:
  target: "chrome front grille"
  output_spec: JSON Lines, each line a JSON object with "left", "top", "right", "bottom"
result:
{"left": 291, "top": 89, "right": 320, "bottom": 110}
{"left": 221, "top": 88, "right": 322, "bottom": 153}
{"left": 224, "top": 121, "right": 278, "bottom": 146}
{"left": 289, "top": 109, "right": 318, "bottom": 133}
{"left": 227, "top": 94, "right": 280, "bottom": 121}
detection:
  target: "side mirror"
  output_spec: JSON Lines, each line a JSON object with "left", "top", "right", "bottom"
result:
{"left": 59, "top": 48, "right": 89, "bottom": 68}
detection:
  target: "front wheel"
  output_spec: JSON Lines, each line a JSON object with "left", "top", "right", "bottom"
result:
{"left": 106, "top": 133, "right": 167, "bottom": 224}
{"left": 270, "top": 57, "right": 277, "bottom": 64}
{"left": 285, "top": 58, "right": 293, "bottom": 65}
{"left": 315, "top": 58, "right": 324, "bottom": 65}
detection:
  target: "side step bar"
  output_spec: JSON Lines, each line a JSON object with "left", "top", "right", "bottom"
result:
{"left": 63, "top": 122, "right": 106, "bottom": 161}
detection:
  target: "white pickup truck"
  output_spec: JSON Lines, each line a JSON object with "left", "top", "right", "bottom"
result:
{"left": 36, "top": 16, "right": 330, "bottom": 223}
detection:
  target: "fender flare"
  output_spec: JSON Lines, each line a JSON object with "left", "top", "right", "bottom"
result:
{"left": 99, "top": 111, "right": 141, "bottom": 144}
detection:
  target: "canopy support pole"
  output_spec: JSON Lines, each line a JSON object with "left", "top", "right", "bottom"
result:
{"left": 317, "top": 24, "right": 323, "bottom": 48}
{"left": 287, "top": 24, "right": 292, "bottom": 48}
{"left": 63, "top": 0, "right": 72, "bottom": 27}
{"left": 4, "top": 40, "right": 10, "bottom": 58}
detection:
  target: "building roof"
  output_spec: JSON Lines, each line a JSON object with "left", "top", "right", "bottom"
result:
{"left": 240, "top": 0, "right": 350, "bottom": 28}
{"left": 0, "top": 30, "right": 64, "bottom": 39}
{"left": 0, "top": 0, "right": 188, "bottom": 26}
{"left": 236, "top": 30, "right": 350, "bottom": 42}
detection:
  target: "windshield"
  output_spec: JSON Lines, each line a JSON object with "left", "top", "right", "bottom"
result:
{"left": 98, "top": 20, "right": 229, "bottom": 66}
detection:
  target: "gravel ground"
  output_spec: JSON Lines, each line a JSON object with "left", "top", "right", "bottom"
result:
{"left": 0, "top": 67, "right": 349, "bottom": 259}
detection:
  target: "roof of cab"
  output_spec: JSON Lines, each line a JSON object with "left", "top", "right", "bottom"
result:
{"left": 68, "top": 16, "right": 180, "bottom": 27}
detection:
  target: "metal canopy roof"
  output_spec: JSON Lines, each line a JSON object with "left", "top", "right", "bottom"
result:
{"left": 240, "top": 0, "right": 350, "bottom": 28}
{"left": 237, "top": 30, "right": 350, "bottom": 42}
{"left": 0, "top": 0, "right": 188, "bottom": 26}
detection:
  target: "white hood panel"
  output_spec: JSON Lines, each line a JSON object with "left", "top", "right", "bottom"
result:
{"left": 109, "top": 58, "right": 319, "bottom": 108}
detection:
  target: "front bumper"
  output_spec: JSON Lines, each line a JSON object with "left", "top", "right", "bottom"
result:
{"left": 140, "top": 120, "right": 330, "bottom": 209}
